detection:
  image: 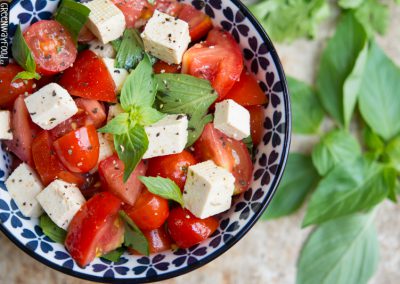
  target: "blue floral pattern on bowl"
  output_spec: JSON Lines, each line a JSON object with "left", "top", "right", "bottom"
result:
{"left": 1, "top": 0, "right": 291, "bottom": 282}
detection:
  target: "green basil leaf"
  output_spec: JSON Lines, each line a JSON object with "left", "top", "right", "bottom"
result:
{"left": 358, "top": 41, "right": 400, "bottom": 141}
{"left": 114, "top": 125, "right": 149, "bottom": 182}
{"left": 100, "top": 247, "right": 125, "bottom": 262}
{"left": 114, "top": 29, "right": 144, "bottom": 70}
{"left": 138, "top": 176, "right": 183, "bottom": 206}
{"left": 338, "top": 0, "right": 364, "bottom": 9}
{"left": 355, "top": 0, "right": 389, "bottom": 36}
{"left": 303, "top": 157, "right": 389, "bottom": 227}
{"left": 287, "top": 77, "right": 324, "bottom": 134}
{"left": 311, "top": 129, "right": 361, "bottom": 176}
{"left": 111, "top": 38, "right": 122, "bottom": 53}
{"left": 13, "top": 71, "right": 41, "bottom": 81}
{"left": 242, "top": 135, "right": 254, "bottom": 157}
{"left": 186, "top": 112, "right": 213, "bottom": 148}
{"left": 263, "top": 153, "right": 319, "bottom": 220}
{"left": 316, "top": 13, "right": 367, "bottom": 127}
{"left": 39, "top": 214, "right": 67, "bottom": 243}
{"left": 120, "top": 55, "right": 156, "bottom": 111}
{"left": 297, "top": 212, "right": 378, "bottom": 284}
{"left": 98, "top": 113, "right": 130, "bottom": 135}
{"left": 363, "top": 126, "right": 385, "bottom": 154}
{"left": 54, "top": 0, "right": 90, "bottom": 44}
{"left": 138, "top": 106, "right": 166, "bottom": 126}
{"left": 119, "top": 211, "right": 149, "bottom": 256}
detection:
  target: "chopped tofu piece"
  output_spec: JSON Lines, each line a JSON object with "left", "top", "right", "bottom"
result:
{"left": 107, "top": 104, "right": 124, "bottom": 122}
{"left": 143, "top": 114, "right": 188, "bottom": 159}
{"left": 0, "top": 111, "right": 12, "bottom": 140}
{"left": 89, "top": 40, "right": 116, "bottom": 58}
{"left": 84, "top": 0, "right": 126, "bottom": 44}
{"left": 102, "top": 58, "right": 129, "bottom": 92}
{"left": 91, "top": 133, "right": 115, "bottom": 173}
{"left": 24, "top": 83, "right": 78, "bottom": 130}
{"left": 141, "top": 10, "right": 190, "bottom": 64}
{"left": 183, "top": 160, "right": 235, "bottom": 219}
{"left": 5, "top": 163, "right": 44, "bottom": 217}
{"left": 36, "top": 180, "right": 86, "bottom": 230}
{"left": 214, "top": 99, "right": 251, "bottom": 140}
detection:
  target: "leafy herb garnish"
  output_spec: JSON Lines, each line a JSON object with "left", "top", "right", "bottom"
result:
{"left": 39, "top": 214, "right": 67, "bottom": 243}
{"left": 119, "top": 211, "right": 149, "bottom": 256}
{"left": 138, "top": 176, "right": 184, "bottom": 206}
{"left": 114, "top": 29, "right": 145, "bottom": 70}
{"left": 101, "top": 247, "right": 125, "bottom": 262}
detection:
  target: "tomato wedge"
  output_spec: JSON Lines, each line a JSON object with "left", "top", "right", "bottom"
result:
{"left": 153, "top": 60, "right": 181, "bottom": 74}
{"left": 154, "top": 0, "right": 183, "bottom": 17}
{"left": 182, "top": 28, "right": 243, "bottom": 100}
{"left": 247, "top": 105, "right": 265, "bottom": 146}
{"left": 112, "top": 0, "right": 153, "bottom": 28}
{"left": 225, "top": 70, "right": 268, "bottom": 106}
{"left": 98, "top": 154, "right": 147, "bottom": 205}
{"left": 24, "top": 20, "right": 77, "bottom": 75}
{"left": 65, "top": 192, "right": 123, "bottom": 267}
{"left": 129, "top": 227, "right": 172, "bottom": 255}
{"left": 59, "top": 50, "right": 117, "bottom": 102}
{"left": 178, "top": 4, "right": 213, "bottom": 42}
{"left": 167, "top": 207, "right": 218, "bottom": 248}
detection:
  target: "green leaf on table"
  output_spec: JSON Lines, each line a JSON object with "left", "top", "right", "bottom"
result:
{"left": 101, "top": 247, "right": 125, "bottom": 262}
{"left": 39, "top": 214, "right": 67, "bottom": 243}
{"left": 98, "top": 113, "right": 130, "bottom": 135}
{"left": 114, "top": 29, "right": 144, "bottom": 70}
{"left": 355, "top": 0, "right": 389, "bottom": 36}
{"left": 54, "top": 0, "right": 90, "bottom": 44}
{"left": 263, "top": 153, "right": 319, "bottom": 220}
{"left": 363, "top": 126, "right": 385, "bottom": 154}
{"left": 311, "top": 129, "right": 361, "bottom": 176}
{"left": 383, "top": 136, "right": 400, "bottom": 173}
{"left": 138, "top": 176, "right": 184, "bottom": 206}
{"left": 303, "top": 157, "right": 390, "bottom": 227}
{"left": 297, "top": 212, "right": 378, "bottom": 284}
{"left": 358, "top": 41, "right": 400, "bottom": 141}
{"left": 316, "top": 13, "right": 368, "bottom": 127}
{"left": 338, "top": 0, "right": 365, "bottom": 9}
{"left": 287, "top": 77, "right": 324, "bottom": 134}
{"left": 119, "top": 211, "right": 149, "bottom": 256}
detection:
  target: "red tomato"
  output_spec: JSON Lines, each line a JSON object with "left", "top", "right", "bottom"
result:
{"left": 53, "top": 125, "right": 100, "bottom": 173}
{"left": 80, "top": 173, "right": 104, "bottom": 200}
{"left": 98, "top": 154, "right": 147, "bottom": 205}
{"left": 153, "top": 60, "right": 181, "bottom": 74}
{"left": 32, "top": 131, "right": 85, "bottom": 186}
{"left": 123, "top": 190, "right": 169, "bottom": 230}
{"left": 77, "top": 26, "right": 95, "bottom": 43}
{"left": 4, "top": 96, "right": 40, "bottom": 166}
{"left": 167, "top": 207, "right": 218, "bottom": 248}
{"left": 194, "top": 123, "right": 253, "bottom": 194}
{"left": 24, "top": 20, "right": 77, "bottom": 75}
{"left": 178, "top": 4, "right": 213, "bottom": 42}
{"left": 154, "top": 0, "right": 183, "bottom": 17}
{"left": 146, "top": 151, "right": 196, "bottom": 190}
{"left": 0, "top": 64, "right": 36, "bottom": 108}
{"left": 35, "top": 75, "right": 56, "bottom": 89}
{"left": 129, "top": 227, "right": 172, "bottom": 255}
{"left": 112, "top": 0, "right": 153, "bottom": 28}
{"left": 182, "top": 28, "right": 243, "bottom": 100}
{"left": 247, "top": 105, "right": 264, "bottom": 146}
{"left": 225, "top": 70, "right": 268, "bottom": 106}
{"left": 65, "top": 192, "right": 123, "bottom": 267}
{"left": 59, "top": 50, "right": 117, "bottom": 102}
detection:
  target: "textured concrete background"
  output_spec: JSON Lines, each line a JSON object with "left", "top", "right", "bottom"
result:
{"left": 1, "top": 3, "right": 399, "bottom": 284}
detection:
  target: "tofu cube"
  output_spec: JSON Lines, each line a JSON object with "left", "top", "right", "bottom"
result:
{"left": 84, "top": 0, "right": 126, "bottom": 44}
{"left": 36, "top": 180, "right": 86, "bottom": 229}
{"left": 107, "top": 104, "right": 124, "bottom": 122}
{"left": 183, "top": 160, "right": 235, "bottom": 219}
{"left": 5, "top": 163, "right": 44, "bottom": 217}
{"left": 141, "top": 10, "right": 190, "bottom": 64}
{"left": 214, "top": 99, "right": 251, "bottom": 140}
{"left": 24, "top": 83, "right": 78, "bottom": 130}
{"left": 89, "top": 40, "right": 116, "bottom": 58}
{"left": 91, "top": 133, "right": 115, "bottom": 172}
{"left": 102, "top": 58, "right": 129, "bottom": 92}
{"left": 143, "top": 114, "right": 188, "bottom": 159}
{"left": 0, "top": 111, "right": 13, "bottom": 140}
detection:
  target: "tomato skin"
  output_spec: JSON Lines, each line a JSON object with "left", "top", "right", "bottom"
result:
{"left": 146, "top": 151, "right": 197, "bottom": 191}
{"left": 112, "top": 0, "right": 153, "bottom": 28}
{"left": 65, "top": 192, "right": 123, "bottom": 267}
{"left": 24, "top": 20, "right": 77, "bottom": 75}
{"left": 153, "top": 60, "right": 181, "bottom": 74}
{"left": 77, "top": 26, "right": 95, "bottom": 43}
{"left": 225, "top": 70, "right": 268, "bottom": 106}
{"left": 167, "top": 207, "right": 218, "bottom": 248}
{"left": 178, "top": 4, "right": 213, "bottom": 42}
{"left": 0, "top": 64, "right": 36, "bottom": 108}
{"left": 129, "top": 226, "right": 172, "bottom": 255}
{"left": 59, "top": 50, "right": 117, "bottom": 102}
{"left": 123, "top": 190, "right": 169, "bottom": 230}
{"left": 247, "top": 105, "right": 264, "bottom": 146}
{"left": 154, "top": 0, "right": 182, "bottom": 17}
{"left": 98, "top": 154, "right": 147, "bottom": 205}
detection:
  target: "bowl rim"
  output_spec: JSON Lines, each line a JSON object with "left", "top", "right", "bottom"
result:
{"left": 1, "top": 0, "right": 291, "bottom": 282}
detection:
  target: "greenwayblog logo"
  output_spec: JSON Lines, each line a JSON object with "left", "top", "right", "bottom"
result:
{"left": 0, "top": 0, "right": 9, "bottom": 66}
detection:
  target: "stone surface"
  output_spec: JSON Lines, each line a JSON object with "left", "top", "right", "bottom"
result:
{"left": 1, "top": 3, "right": 399, "bottom": 284}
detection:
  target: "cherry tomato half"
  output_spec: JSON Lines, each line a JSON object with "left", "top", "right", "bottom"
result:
{"left": 247, "top": 105, "right": 265, "bottom": 146}
{"left": 153, "top": 60, "right": 181, "bottom": 74}
{"left": 129, "top": 226, "right": 172, "bottom": 255}
{"left": 112, "top": 0, "right": 153, "bottom": 28}
{"left": 178, "top": 4, "right": 213, "bottom": 42}
{"left": 154, "top": 0, "right": 183, "bottom": 17}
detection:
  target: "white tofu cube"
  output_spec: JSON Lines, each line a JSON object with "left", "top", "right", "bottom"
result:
{"left": 141, "top": 10, "right": 190, "bottom": 64}
{"left": 102, "top": 58, "right": 129, "bottom": 92}
{"left": 5, "top": 163, "right": 44, "bottom": 217}
{"left": 183, "top": 160, "right": 235, "bottom": 219}
{"left": 107, "top": 104, "right": 124, "bottom": 122}
{"left": 84, "top": 0, "right": 126, "bottom": 44}
{"left": 214, "top": 99, "right": 251, "bottom": 140}
{"left": 89, "top": 40, "right": 116, "bottom": 58}
{"left": 91, "top": 133, "right": 115, "bottom": 173}
{"left": 143, "top": 114, "right": 188, "bottom": 159}
{"left": 0, "top": 111, "right": 12, "bottom": 140}
{"left": 36, "top": 180, "right": 86, "bottom": 230}
{"left": 24, "top": 83, "right": 78, "bottom": 130}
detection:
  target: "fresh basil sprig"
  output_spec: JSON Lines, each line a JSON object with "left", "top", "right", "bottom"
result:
{"left": 119, "top": 211, "right": 149, "bottom": 256}
{"left": 139, "top": 176, "right": 184, "bottom": 206}
{"left": 113, "top": 29, "right": 144, "bottom": 70}
{"left": 39, "top": 214, "right": 67, "bottom": 243}
{"left": 101, "top": 247, "right": 125, "bottom": 262}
